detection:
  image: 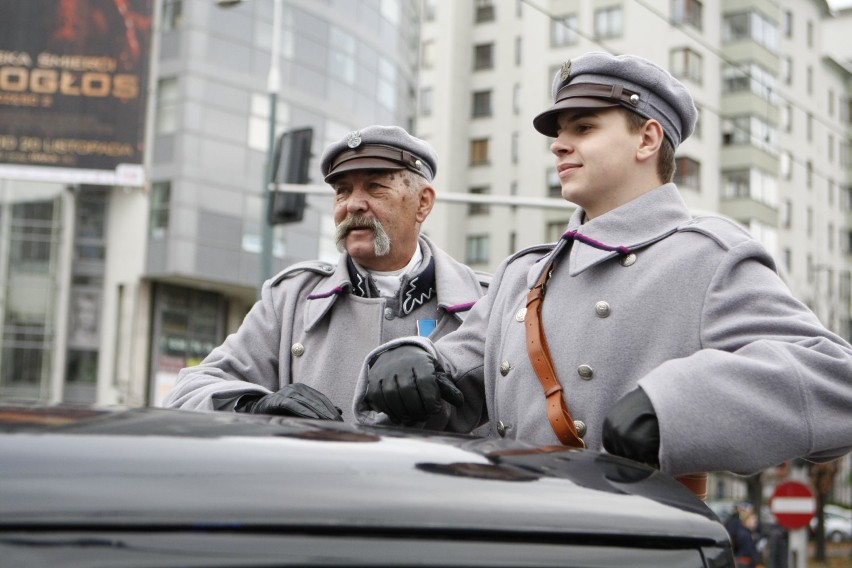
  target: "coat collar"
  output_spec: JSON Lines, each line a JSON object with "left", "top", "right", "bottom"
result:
{"left": 528, "top": 184, "right": 691, "bottom": 286}
{"left": 303, "top": 235, "right": 482, "bottom": 332}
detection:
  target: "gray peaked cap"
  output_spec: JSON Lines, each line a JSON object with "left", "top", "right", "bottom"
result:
{"left": 320, "top": 125, "right": 437, "bottom": 183}
{"left": 533, "top": 51, "right": 698, "bottom": 148}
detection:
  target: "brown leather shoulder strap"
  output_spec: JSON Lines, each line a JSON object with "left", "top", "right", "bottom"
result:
{"left": 523, "top": 258, "right": 708, "bottom": 499}
{"left": 524, "top": 260, "right": 585, "bottom": 448}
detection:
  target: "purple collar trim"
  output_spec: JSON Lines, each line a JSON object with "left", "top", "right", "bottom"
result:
{"left": 562, "top": 230, "right": 632, "bottom": 255}
{"left": 307, "top": 286, "right": 345, "bottom": 300}
{"left": 445, "top": 301, "right": 476, "bottom": 313}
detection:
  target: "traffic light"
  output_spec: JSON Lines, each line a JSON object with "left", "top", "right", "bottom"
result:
{"left": 268, "top": 127, "right": 313, "bottom": 225}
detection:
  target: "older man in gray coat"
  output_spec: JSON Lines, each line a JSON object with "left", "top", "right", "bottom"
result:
{"left": 165, "top": 126, "right": 489, "bottom": 423}
{"left": 356, "top": 53, "right": 852, "bottom": 479}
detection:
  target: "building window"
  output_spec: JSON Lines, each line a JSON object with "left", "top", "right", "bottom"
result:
{"left": 472, "top": 90, "right": 492, "bottom": 118}
{"left": 829, "top": 134, "right": 835, "bottom": 163}
{"left": 806, "top": 66, "right": 813, "bottom": 95}
{"left": 781, "top": 103, "right": 792, "bottom": 132}
{"left": 672, "top": 0, "right": 702, "bottom": 30}
{"left": 547, "top": 221, "right": 569, "bottom": 242}
{"left": 806, "top": 207, "right": 813, "bottom": 237}
{"left": 781, "top": 56, "right": 792, "bottom": 85}
{"left": 783, "top": 10, "right": 792, "bottom": 38}
{"left": 149, "top": 181, "right": 171, "bottom": 239}
{"left": 547, "top": 168, "right": 561, "bottom": 198}
{"left": 721, "top": 115, "right": 777, "bottom": 155}
{"left": 422, "top": 40, "right": 435, "bottom": 69}
{"left": 783, "top": 248, "right": 792, "bottom": 274}
{"left": 155, "top": 77, "right": 179, "bottom": 136}
{"left": 468, "top": 187, "right": 490, "bottom": 216}
{"left": 248, "top": 92, "right": 288, "bottom": 152}
{"left": 722, "top": 62, "right": 777, "bottom": 102}
{"left": 423, "top": 0, "right": 437, "bottom": 21}
{"left": 806, "top": 161, "right": 813, "bottom": 189}
{"left": 780, "top": 151, "right": 792, "bottom": 180}
{"left": 807, "top": 20, "right": 814, "bottom": 48}
{"left": 551, "top": 14, "right": 578, "bottom": 46}
{"left": 670, "top": 47, "right": 702, "bottom": 84}
{"left": 722, "top": 11, "right": 778, "bottom": 53}
{"left": 673, "top": 157, "right": 700, "bottom": 191}
{"left": 780, "top": 199, "right": 792, "bottom": 228}
{"left": 475, "top": 0, "right": 495, "bottom": 23}
{"left": 511, "top": 132, "right": 519, "bottom": 164}
{"left": 515, "top": 36, "right": 522, "bottom": 66}
{"left": 693, "top": 106, "right": 702, "bottom": 138}
{"left": 473, "top": 43, "right": 494, "bottom": 70}
{"left": 162, "top": 0, "right": 182, "bottom": 31}
{"left": 828, "top": 224, "right": 835, "bottom": 252}
{"left": 419, "top": 87, "right": 432, "bottom": 117}
{"left": 807, "top": 113, "right": 813, "bottom": 141}
{"left": 594, "top": 6, "right": 622, "bottom": 39}
{"left": 466, "top": 234, "right": 490, "bottom": 264}
{"left": 470, "top": 138, "right": 490, "bottom": 165}
{"left": 329, "top": 27, "right": 357, "bottom": 85}
{"left": 513, "top": 83, "right": 521, "bottom": 115}
{"left": 722, "top": 168, "right": 778, "bottom": 206}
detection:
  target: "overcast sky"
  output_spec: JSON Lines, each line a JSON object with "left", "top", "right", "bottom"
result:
{"left": 828, "top": 0, "right": 852, "bottom": 8}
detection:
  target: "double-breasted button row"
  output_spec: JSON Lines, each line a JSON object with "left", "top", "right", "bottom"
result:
{"left": 497, "top": 420, "right": 507, "bottom": 437}
{"left": 291, "top": 343, "right": 305, "bottom": 357}
{"left": 384, "top": 307, "right": 394, "bottom": 320}
{"left": 499, "top": 361, "right": 511, "bottom": 376}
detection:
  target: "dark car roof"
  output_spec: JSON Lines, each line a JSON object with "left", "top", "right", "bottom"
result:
{"left": 0, "top": 404, "right": 718, "bottom": 533}
{"left": 0, "top": 403, "right": 732, "bottom": 566}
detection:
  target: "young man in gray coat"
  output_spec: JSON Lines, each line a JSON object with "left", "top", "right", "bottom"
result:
{"left": 355, "top": 53, "right": 852, "bottom": 478}
{"left": 165, "top": 125, "right": 489, "bottom": 423}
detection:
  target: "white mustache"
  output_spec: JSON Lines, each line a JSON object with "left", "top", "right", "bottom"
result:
{"left": 335, "top": 215, "right": 391, "bottom": 256}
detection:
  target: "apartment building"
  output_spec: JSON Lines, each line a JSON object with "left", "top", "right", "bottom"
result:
{"left": 416, "top": 0, "right": 851, "bottom": 340}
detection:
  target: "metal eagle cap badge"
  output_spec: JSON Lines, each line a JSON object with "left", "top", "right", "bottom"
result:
{"left": 560, "top": 60, "right": 572, "bottom": 81}
{"left": 346, "top": 131, "right": 362, "bottom": 148}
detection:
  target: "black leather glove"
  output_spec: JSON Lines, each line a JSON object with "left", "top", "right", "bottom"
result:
{"left": 602, "top": 388, "right": 660, "bottom": 467}
{"left": 366, "top": 344, "right": 464, "bottom": 424}
{"left": 236, "top": 383, "right": 343, "bottom": 421}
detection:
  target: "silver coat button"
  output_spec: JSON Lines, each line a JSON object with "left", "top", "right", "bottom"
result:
{"left": 594, "top": 301, "right": 611, "bottom": 318}
{"left": 620, "top": 253, "right": 636, "bottom": 267}
{"left": 577, "top": 364, "right": 594, "bottom": 379}
{"left": 574, "top": 420, "right": 587, "bottom": 438}
{"left": 496, "top": 421, "right": 506, "bottom": 437}
{"left": 499, "top": 361, "right": 511, "bottom": 376}
{"left": 384, "top": 307, "right": 394, "bottom": 320}
{"left": 515, "top": 307, "right": 527, "bottom": 322}
{"left": 291, "top": 343, "right": 305, "bottom": 357}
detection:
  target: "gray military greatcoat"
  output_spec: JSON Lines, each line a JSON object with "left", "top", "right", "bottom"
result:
{"left": 354, "top": 184, "right": 852, "bottom": 476}
{"left": 165, "top": 236, "right": 489, "bottom": 422}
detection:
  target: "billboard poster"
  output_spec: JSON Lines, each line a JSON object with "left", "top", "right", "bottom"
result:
{"left": 0, "top": 0, "right": 154, "bottom": 186}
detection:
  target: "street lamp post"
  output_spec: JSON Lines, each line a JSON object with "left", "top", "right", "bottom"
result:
{"left": 259, "top": 0, "right": 282, "bottom": 297}
{"left": 216, "top": 0, "right": 282, "bottom": 298}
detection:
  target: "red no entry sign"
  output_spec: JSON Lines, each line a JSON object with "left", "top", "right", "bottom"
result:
{"left": 770, "top": 481, "right": 816, "bottom": 530}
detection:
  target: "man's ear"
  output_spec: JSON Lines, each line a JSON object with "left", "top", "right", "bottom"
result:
{"left": 636, "top": 119, "right": 664, "bottom": 163}
{"left": 416, "top": 185, "right": 436, "bottom": 223}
